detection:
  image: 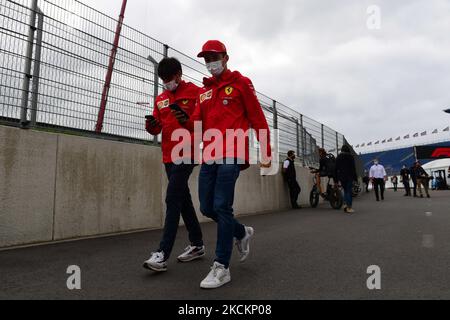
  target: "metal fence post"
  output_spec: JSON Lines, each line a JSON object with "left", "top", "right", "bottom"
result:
{"left": 300, "top": 115, "right": 305, "bottom": 166}
{"left": 295, "top": 118, "right": 300, "bottom": 158}
{"left": 272, "top": 100, "right": 278, "bottom": 163}
{"left": 336, "top": 132, "right": 339, "bottom": 156}
{"left": 155, "top": 44, "right": 169, "bottom": 147}
{"left": 321, "top": 124, "right": 325, "bottom": 149}
{"left": 164, "top": 44, "right": 169, "bottom": 58}
{"left": 30, "top": 8, "right": 44, "bottom": 127}
{"left": 272, "top": 100, "right": 278, "bottom": 130}
{"left": 96, "top": 0, "right": 128, "bottom": 133}
{"left": 147, "top": 55, "right": 159, "bottom": 146}
{"left": 20, "top": 0, "right": 38, "bottom": 128}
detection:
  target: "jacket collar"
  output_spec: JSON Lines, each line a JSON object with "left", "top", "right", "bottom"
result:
{"left": 203, "top": 70, "right": 241, "bottom": 88}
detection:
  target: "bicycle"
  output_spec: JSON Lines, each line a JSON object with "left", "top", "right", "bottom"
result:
{"left": 352, "top": 181, "right": 362, "bottom": 197}
{"left": 309, "top": 167, "right": 344, "bottom": 210}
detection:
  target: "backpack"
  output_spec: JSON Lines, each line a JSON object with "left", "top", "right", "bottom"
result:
{"left": 324, "top": 153, "right": 336, "bottom": 178}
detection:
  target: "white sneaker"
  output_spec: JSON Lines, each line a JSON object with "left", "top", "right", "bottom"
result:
{"left": 236, "top": 226, "right": 254, "bottom": 262}
{"left": 177, "top": 245, "right": 205, "bottom": 262}
{"left": 143, "top": 252, "right": 167, "bottom": 272}
{"left": 200, "top": 262, "right": 231, "bottom": 289}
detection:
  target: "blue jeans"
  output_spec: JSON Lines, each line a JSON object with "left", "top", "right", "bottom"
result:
{"left": 199, "top": 162, "right": 246, "bottom": 268}
{"left": 342, "top": 180, "right": 353, "bottom": 208}
{"left": 159, "top": 163, "right": 203, "bottom": 259}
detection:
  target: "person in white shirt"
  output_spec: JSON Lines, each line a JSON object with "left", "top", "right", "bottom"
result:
{"left": 369, "top": 159, "right": 388, "bottom": 201}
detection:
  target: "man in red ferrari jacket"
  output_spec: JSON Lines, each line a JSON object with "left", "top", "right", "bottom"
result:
{"left": 174, "top": 40, "right": 272, "bottom": 289}
{"left": 142, "top": 57, "right": 205, "bottom": 273}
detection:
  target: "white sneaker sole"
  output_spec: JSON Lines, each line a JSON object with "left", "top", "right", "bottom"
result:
{"left": 200, "top": 276, "right": 231, "bottom": 289}
{"left": 143, "top": 262, "right": 167, "bottom": 273}
{"left": 177, "top": 251, "right": 205, "bottom": 263}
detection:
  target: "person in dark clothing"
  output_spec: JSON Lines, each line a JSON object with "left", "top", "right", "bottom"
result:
{"left": 415, "top": 161, "right": 431, "bottom": 198}
{"left": 391, "top": 175, "right": 399, "bottom": 192}
{"left": 400, "top": 165, "right": 411, "bottom": 196}
{"left": 313, "top": 148, "right": 334, "bottom": 198}
{"left": 410, "top": 163, "right": 418, "bottom": 197}
{"left": 335, "top": 145, "right": 358, "bottom": 214}
{"left": 362, "top": 171, "right": 370, "bottom": 192}
{"left": 283, "top": 151, "right": 302, "bottom": 209}
{"left": 143, "top": 58, "right": 205, "bottom": 272}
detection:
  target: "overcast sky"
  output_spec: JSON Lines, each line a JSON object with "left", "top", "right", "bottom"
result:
{"left": 83, "top": 0, "right": 450, "bottom": 147}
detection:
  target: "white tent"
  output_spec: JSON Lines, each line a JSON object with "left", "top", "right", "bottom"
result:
{"left": 422, "top": 159, "right": 450, "bottom": 172}
{"left": 423, "top": 159, "right": 450, "bottom": 189}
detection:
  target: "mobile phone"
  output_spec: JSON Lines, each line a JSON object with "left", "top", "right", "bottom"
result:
{"left": 169, "top": 104, "right": 189, "bottom": 118}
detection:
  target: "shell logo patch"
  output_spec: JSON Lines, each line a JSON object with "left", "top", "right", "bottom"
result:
{"left": 225, "top": 87, "right": 234, "bottom": 95}
{"left": 157, "top": 99, "right": 170, "bottom": 110}
{"left": 182, "top": 100, "right": 189, "bottom": 105}
{"left": 200, "top": 90, "right": 213, "bottom": 103}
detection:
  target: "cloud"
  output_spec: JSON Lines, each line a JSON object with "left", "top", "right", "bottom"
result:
{"left": 80, "top": 0, "right": 450, "bottom": 145}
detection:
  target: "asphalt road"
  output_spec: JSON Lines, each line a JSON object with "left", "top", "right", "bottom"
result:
{"left": 1, "top": 189, "right": 450, "bottom": 300}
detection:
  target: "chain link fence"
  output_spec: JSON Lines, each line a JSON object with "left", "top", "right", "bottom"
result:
{"left": 1, "top": 0, "right": 349, "bottom": 166}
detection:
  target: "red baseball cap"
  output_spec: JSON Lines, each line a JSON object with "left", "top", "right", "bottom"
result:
{"left": 197, "top": 40, "right": 227, "bottom": 58}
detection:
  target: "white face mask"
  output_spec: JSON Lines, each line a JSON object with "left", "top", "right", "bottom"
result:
{"left": 374, "top": 161, "right": 379, "bottom": 165}
{"left": 206, "top": 60, "right": 224, "bottom": 76}
{"left": 163, "top": 79, "right": 179, "bottom": 92}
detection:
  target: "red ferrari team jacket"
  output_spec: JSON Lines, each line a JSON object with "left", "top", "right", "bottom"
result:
{"left": 147, "top": 80, "right": 199, "bottom": 164}
{"left": 185, "top": 70, "right": 272, "bottom": 169}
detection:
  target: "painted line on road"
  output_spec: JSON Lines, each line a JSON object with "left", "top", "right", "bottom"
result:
{"left": 425, "top": 212, "right": 433, "bottom": 217}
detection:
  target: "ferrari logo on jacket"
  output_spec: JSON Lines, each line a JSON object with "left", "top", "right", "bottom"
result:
{"left": 225, "top": 86, "right": 234, "bottom": 95}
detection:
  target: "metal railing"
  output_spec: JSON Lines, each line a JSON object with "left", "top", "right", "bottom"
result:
{"left": 0, "top": 0, "right": 348, "bottom": 166}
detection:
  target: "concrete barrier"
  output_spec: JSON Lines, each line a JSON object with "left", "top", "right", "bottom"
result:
{"left": 0, "top": 126, "right": 57, "bottom": 247}
{"left": 53, "top": 134, "right": 163, "bottom": 240}
{"left": 0, "top": 124, "right": 316, "bottom": 249}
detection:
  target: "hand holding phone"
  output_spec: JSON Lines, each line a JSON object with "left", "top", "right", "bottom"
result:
{"left": 170, "top": 104, "right": 189, "bottom": 124}
{"left": 145, "top": 115, "right": 159, "bottom": 129}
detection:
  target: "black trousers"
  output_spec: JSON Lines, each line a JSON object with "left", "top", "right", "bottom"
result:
{"left": 159, "top": 163, "right": 203, "bottom": 259}
{"left": 403, "top": 180, "right": 411, "bottom": 196}
{"left": 287, "top": 178, "right": 301, "bottom": 208}
{"left": 393, "top": 183, "right": 398, "bottom": 191}
{"left": 373, "top": 178, "right": 385, "bottom": 201}
{"left": 412, "top": 179, "right": 417, "bottom": 196}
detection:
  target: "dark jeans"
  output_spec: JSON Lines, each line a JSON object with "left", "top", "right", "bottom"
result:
{"left": 373, "top": 178, "right": 385, "bottom": 201}
{"left": 393, "top": 183, "right": 398, "bottom": 192}
{"left": 342, "top": 180, "right": 353, "bottom": 208}
{"left": 159, "top": 163, "right": 203, "bottom": 259}
{"left": 287, "top": 178, "right": 301, "bottom": 208}
{"left": 199, "top": 162, "right": 246, "bottom": 269}
{"left": 403, "top": 180, "right": 411, "bottom": 196}
{"left": 412, "top": 179, "right": 417, "bottom": 196}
